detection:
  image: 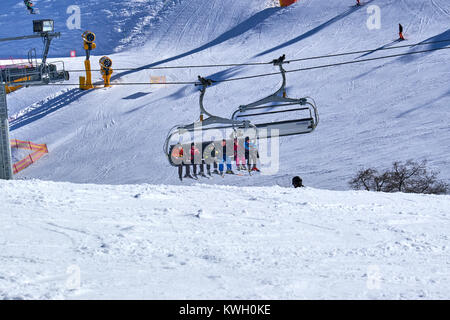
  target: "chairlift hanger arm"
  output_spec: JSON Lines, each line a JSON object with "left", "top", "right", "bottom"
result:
{"left": 196, "top": 76, "right": 215, "bottom": 118}
{"left": 275, "top": 56, "right": 289, "bottom": 94}
{"left": 238, "top": 55, "right": 300, "bottom": 111}
{"left": 194, "top": 76, "right": 250, "bottom": 128}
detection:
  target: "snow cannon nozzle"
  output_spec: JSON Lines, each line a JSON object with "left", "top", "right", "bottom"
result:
{"left": 82, "top": 31, "right": 96, "bottom": 44}
{"left": 99, "top": 56, "right": 112, "bottom": 69}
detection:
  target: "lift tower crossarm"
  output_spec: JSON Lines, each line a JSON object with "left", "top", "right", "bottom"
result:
{"left": 0, "top": 32, "right": 60, "bottom": 65}
{"left": 0, "top": 33, "right": 60, "bottom": 43}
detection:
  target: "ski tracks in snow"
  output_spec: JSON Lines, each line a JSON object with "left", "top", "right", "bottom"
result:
{"left": 1, "top": 180, "right": 450, "bottom": 299}
{"left": 431, "top": 0, "right": 450, "bottom": 17}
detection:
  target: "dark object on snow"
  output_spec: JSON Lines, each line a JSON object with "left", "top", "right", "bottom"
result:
{"left": 292, "top": 176, "right": 304, "bottom": 188}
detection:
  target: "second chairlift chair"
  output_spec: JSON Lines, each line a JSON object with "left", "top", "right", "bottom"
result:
{"left": 231, "top": 55, "right": 319, "bottom": 139}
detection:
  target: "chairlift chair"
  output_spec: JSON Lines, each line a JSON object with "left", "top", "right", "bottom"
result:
{"left": 163, "top": 77, "right": 254, "bottom": 167}
{"left": 231, "top": 55, "right": 319, "bottom": 139}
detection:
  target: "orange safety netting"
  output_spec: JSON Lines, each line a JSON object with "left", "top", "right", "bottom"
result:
{"left": 10, "top": 139, "right": 49, "bottom": 174}
{"left": 280, "top": 0, "right": 297, "bottom": 6}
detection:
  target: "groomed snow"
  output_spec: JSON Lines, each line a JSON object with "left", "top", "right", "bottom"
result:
{"left": 1, "top": 0, "right": 449, "bottom": 300}
{"left": 1, "top": 179, "right": 449, "bottom": 299}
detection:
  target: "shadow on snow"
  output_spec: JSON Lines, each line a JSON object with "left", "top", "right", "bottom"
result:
{"left": 254, "top": 1, "right": 373, "bottom": 58}
{"left": 10, "top": 7, "right": 282, "bottom": 128}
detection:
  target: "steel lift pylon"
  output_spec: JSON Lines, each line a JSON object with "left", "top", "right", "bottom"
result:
{"left": 0, "top": 20, "right": 69, "bottom": 179}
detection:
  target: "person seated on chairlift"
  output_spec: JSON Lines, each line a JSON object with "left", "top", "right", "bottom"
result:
{"left": 204, "top": 142, "right": 220, "bottom": 176}
{"left": 244, "top": 137, "right": 260, "bottom": 172}
{"left": 196, "top": 142, "right": 209, "bottom": 178}
{"left": 189, "top": 143, "right": 201, "bottom": 179}
{"left": 219, "top": 139, "right": 234, "bottom": 175}
{"left": 234, "top": 136, "right": 246, "bottom": 171}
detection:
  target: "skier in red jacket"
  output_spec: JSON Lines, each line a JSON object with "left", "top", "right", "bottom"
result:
{"left": 399, "top": 24, "right": 405, "bottom": 40}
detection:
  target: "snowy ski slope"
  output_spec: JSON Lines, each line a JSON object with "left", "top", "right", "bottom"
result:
{"left": 1, "top": 0, "right": 450, "bottom": 300}
{"left": 3, "top": 0, "right": 449, "bottom": 188}
{"left": 0, "top": 0, "right": 177, "bottom": 57}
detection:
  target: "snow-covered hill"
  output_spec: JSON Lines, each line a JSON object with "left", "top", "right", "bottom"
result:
{"left": 0, "top": 0, "right": 178, "bottom": 57}
{"left": 1, "top": 179, "right": 449, "bottom": 299}
{"left": 1, "top": 0, "right": 450, "bottom": 300}
{"left": 4, "top": 0, "right": 449, "bottom": 189}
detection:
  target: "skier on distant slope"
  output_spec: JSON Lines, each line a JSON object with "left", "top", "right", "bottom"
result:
{"left": 24, "top": 0, "right": 36, "bottom": 14}
{"left": 399, "top": 24, "right": 405, "bottom": 40}
{"left": 234, "top": 137, "right": 246, "bottom": 171}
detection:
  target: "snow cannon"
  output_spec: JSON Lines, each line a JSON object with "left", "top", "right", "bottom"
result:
{"left": 82, "top": 31, "right": 96, "bottom": 52}
{"left": 99, "top": 56, "right": 113, "bottom": 88}
{"left": 79, "top": 31, "right": 96, "bottom": 90}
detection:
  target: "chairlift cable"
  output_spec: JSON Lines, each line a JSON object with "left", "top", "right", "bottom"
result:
{"left": 215, "top": 45, "right": 450, "bottom": 83}
{"left": 22, "top": 45, "right": 450, "bottom": 86}
{"left": 286, "top": 38, "right": 450, "bottom": 63}
{"left": 62, "top": 38, "right": 450, "bottom": 73}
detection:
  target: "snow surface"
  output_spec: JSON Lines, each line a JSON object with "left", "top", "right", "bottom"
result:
{"left": 0, "top": 0, "right": 177, "bottom": 57}
{"left": 3, "top": 0, "right": 449, "bottom": 189}
{"left": 1, "top": 0, "right": 449, "bottom": 300}
{"left": 1, "top": 179, "right": 449, "bottom": 299}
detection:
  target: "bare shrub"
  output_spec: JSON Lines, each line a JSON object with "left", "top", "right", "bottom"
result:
{"left": 349, "top": 160, "right": 448, "bottom": 195}
{"left": 349, "top": 168, "right": 388, "bottom": 192}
